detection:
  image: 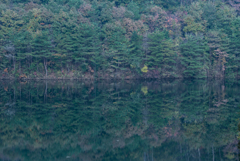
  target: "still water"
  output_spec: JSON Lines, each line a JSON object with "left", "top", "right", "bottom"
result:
{"left": 0, "top": 79, "right": 239, "bottom": 161}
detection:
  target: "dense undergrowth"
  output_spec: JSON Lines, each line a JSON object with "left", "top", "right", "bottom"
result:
{"left": 1, "top": 0, "right": 240, "bottom": 79}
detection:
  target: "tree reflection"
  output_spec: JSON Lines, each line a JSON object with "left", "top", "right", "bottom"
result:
{"left": 0, "top": 80, "right": 239, "bottom": 161}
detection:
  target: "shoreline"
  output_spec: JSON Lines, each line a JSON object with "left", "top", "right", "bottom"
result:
{"left": 0, "top": 70, "right": 228, "bottom": 80}
{"left": 0, "top": 77, "right": 227, "bottom": 80}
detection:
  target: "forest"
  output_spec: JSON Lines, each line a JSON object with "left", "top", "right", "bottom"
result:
{"left": 1, "top": 0, "right": 240, "bottom": 79}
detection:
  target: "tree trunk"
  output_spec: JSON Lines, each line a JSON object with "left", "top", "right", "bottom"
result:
{"left": 13, "top": 56, "right": 15, "bottom": 72}
{"left": 67, "top": 64, "right": 69, "bottom": 73}
{"left": 94, "top": 63, "right": 97, "bottom": 78}
{"left": 19, "top": 61, "right": 21, "bottom": 73}
{"left": 198, "top": 148, "right": 201, "bottom": 161}
{"left": 44, "top": 58, "right": 48, "bottom": 78}
{"left": 14, "top": 87, "right": 15, "bottom": 102}
{"left": 212, "top": 145, "right": 214, "bottom": 161}
{"left": 45, "top": 81, "right": 48, "bottom": 103}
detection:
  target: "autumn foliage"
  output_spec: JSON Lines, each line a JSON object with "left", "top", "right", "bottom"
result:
{"left": 0, "top": 0, "right": 240, "bottom": 78}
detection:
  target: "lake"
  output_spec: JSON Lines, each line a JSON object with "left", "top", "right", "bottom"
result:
{"left": 0, "top": 79, "right": 239, "bottom": 161}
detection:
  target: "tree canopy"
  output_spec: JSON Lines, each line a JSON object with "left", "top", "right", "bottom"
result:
{"left": 1, "top": 0, "right": 240, "bottom": 79}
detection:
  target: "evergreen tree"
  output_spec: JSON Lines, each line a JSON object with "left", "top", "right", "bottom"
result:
{"left": 77, "top": 24, "right": 101, "bottom": 73}
{"left": 14, "top": 30, "right": 33, "bottom": 72}
{"left": 103, "top": 25, "right": 129, "bottom": 71}
{"left": 202, "top": 2, "right": 217, "bottom": 30}
{"left": 154, "top": 0, "right": 180, "bottom": 11}
{"left": 2, "top": 0, "right": 240, "bottom": 79}
{"left": 53, "top": 11, "right": 78, "bottom": 71}
{"left": 89, "top": 1, "right": 113, "bottom": 25}
{"left": 128, "top": 31, "right": 143, "bottom": 73}
{"left": 226, "top": 18, "right": 240, "bottom": 77}
{"left": 109, "top": 30, "right": 129, "bottom": 71}
{"left": 217, "top": 36, "right": 230, "bottom": 78}
{"left": 32, "top": 31, "right": 52, "bottom": 77}
{"left": 216, "top": 5, "right": 236, "bottom": 36}
{"left": 183, "top": 2, "right": 206, "bottom": 35}
{"left": 180, "top": 35, "right": 209, "bottom": 78}
{"left": 206, "top": 30, "right": 221, "bottom": 77}
{"left": 127, "top": 2, "right": 141, "bottom": 20}
{"left": 147, "top": 30, "right": 176, "bottom": 76}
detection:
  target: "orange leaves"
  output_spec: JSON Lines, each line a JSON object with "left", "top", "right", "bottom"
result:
{"left": 4, "top": 86, "right": 8, "bottom": 92}
{"left": 47, "top": 61, "right": 54, "bottom": 65}
{"left": 4, "top": 68, "right": 8, "bottom": 73}
{"left": 214, "top": 49, "right": 229, "bottom": 72}
{"left": 19, "top": 74, "right": 27, "bottom": 79}
{"left": 141, "top": 6, "right": 168, "bottom": 32}
{"left": 122, "top": 18, "right": 146, "bottom": 38}
{"left": 52, "top": 103, "right": 66, "bottom": 108}
{"left": 153, "top": 13, "right": 159, "bottom": 22}
{"left": 87, "top": 86, "right": 94, "bottom": 94}
{"left": 165, "top": 16, "right": 180, "bottom": 32}
{"left": 88, "top": 66, "right": 94, "bottom": 73}
{"left": 52, "top": 53, "right": 66, "bottom": 58}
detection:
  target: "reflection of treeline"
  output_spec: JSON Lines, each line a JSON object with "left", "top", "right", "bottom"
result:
{"left": 2, "top": 0, "right": 240, "bottom": 79}
{"left": 0, "top": 80, "right": 239, "bottom": 160}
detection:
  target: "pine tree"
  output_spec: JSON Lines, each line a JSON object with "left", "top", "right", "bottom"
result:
{"left": 14, "top": 30, "right": 33, "bottom": 72}
{"left": 147, "top": 30, "right": 176, "bottom": 76}
{"left": 154, "top": 0, "right": 180, "bottom": 11}
{"left": 77, "top": 24, "right": 101, "bottom": 73}
{"left": 127, "top": 2, "right": 141, "bottom": 20}
{"left": 202, "top": 2, "right": 217, "bottom": 30}
{"left": 183, "top": 2, "right": 206, "bottom": 36}
{"left": 216, "top": 5, "right": 236, "bottom": 36}
{"left": 0, "top": 9, "right": 23, "bottom": 71}
{"left": 53, "top": 12, "right": 78, "bottom": 72}
{"left": 180, "top": 35, "right": 209, "bottom": 78}
{"left": 105, "top": 26, "right": 129, "bottom": 71}
{"left": 128, "top": 31, "right": 143, "bottom": 73}
{"left": 227, "top": 18, "right": 240, "bottom": 77}
{"left": 32, "top": 31, "right": 52, "bottom": 78}
{"left": 206, "top": 30, "right": 222, "bottom": 77}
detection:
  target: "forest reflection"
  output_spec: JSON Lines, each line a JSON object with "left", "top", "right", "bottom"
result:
{"left": 0, "top": 79, "right": 239, "bottom": 161}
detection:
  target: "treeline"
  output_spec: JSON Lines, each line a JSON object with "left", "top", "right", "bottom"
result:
{"left": 1, "top": 0, "right": 240, "bottom": 79}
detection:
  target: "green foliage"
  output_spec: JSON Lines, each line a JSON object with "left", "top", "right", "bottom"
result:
{"left": 202, "top": 2, "right": 217, "bottom": 29}
{"left": 1, "top": 0, "right": 240, "bottom": 78}
{"left": 104, "top": 25, "right": 129, "bottom": 70}
{"left": 226, "top": 17, "right": 240, "bottom": 77}
{"left": 0, "top": 80, "right": 239, "bottom": 160}
{"left": 180, "top": 35, "right": 209, "bottom": 78}
{"left": 127, "top": 1, "right": 141, "bottom": 20}
{"left": 141, "top": 64, "right": 148, "bottom": 73}
{"left": 147, "top": 30, "right": 176, "bottom": 75}
{"left": 154, "top": 0, "right": 180, "bottom": 11}
{"left": 14, "top": 30, "right": 33, "bottom": 64}
{"left": 128, "top": 31, "right": 143, "bottom": 72}
{"left": 32, "top": 31, "right": 52, "bottom": 60}
{"left": 183, "top": 2, "right": 206, "bottom": 35}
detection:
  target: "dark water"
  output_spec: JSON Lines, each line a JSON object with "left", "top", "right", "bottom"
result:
{"left": 0, "top": 80, "right": 239, "bottom": 161}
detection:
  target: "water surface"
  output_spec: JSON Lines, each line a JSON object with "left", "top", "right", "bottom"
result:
{"left": 0, "top": 80, "right": 239, "bottom": 161}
